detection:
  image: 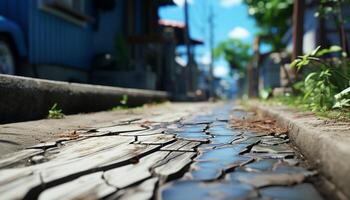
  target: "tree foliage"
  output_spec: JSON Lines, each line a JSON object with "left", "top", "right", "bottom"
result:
{"left": 242, "top": 0, "right": 293, "bottom": 51}
{"left": 214, "top": 39, "right": 252, "bottom": 73}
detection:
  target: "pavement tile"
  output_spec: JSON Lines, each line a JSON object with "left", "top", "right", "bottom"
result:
{"left": 243, "top": 159, "right": 278, "bottom": 172}
{"left": 159, "top": 180, "right": 258, "bottom": 200}
{"left": 227, "top": 171, "right": 306, "bottom": 188}
{"left": 260, "top": 183, "right": 324, "bottom": 200}
{"left": 0, "top": 103, "right": 328, "bottom": 200}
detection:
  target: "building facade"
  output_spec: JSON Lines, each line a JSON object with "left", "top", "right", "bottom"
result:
{"left": 0, "top": 0, "right": 186, "bottom": 91}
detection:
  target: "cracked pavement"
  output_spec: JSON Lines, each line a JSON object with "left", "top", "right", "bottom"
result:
{"left": 0, "top": 103, "right": 325, "bottom": 200}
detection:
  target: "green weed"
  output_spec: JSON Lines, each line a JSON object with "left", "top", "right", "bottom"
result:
{"left": 268, "top": 46, "right": 350, "bottom": 120}
{"left": 112, "top": 94, "right": 129, "bottom": 110}
{"left": 290, "top": 46, "right": 350, "bottom": 112}
{"left": 48, "top": 103, "right": 65, "bottom": 119}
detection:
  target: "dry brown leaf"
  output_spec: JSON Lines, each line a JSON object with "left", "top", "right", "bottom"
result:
{"left": 231, "top": 115, "right": 288, "bottom": 136}
{"left": 57, "top": 130, "right": 80, "bottom": 139}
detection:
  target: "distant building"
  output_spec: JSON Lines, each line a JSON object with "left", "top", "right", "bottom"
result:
{"left": 159, "top": 19, "right": 203, "bottom": 96}
{"left": 258, "top": 52, "right": 285, "bottom": 90}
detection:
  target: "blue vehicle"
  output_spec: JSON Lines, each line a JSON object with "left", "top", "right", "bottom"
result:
{"left": 0, "top": 15, "right": 26, "bottom": 75}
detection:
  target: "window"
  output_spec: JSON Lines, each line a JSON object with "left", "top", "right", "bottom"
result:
{"left": 39, "top": 0, "right": 93, "bottom": 27}
{"left": 56, "top": 0, "right": 85, "bottom": 13}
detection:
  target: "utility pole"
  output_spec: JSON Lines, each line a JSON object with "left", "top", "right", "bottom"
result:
{"left": 248, "top": 36, "right": 260, "bottom": 98}
{"left": 292, "top": 0, "right": 305, "bottom": 81}
{"left": 208, "top": 0, "right": 214, "bottom": 98}
{"left": 292, "top": 0, "right": 305, "bottom": 61}
{"left": 184, "top": 0, "right": 193, "bottom": 93}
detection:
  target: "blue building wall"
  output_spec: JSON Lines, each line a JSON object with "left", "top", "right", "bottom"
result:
{"left": 0, "top": 0, "right": 125, "bottom": 70}
{"left": 28, "top": 1, "right": 93, "bottom": 69}
{"left": 92, "top": 1, "right": 124, "bottom": 55}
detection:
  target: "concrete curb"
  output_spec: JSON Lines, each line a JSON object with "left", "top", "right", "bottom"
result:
{"left": 248, "top": 101, "right": 350, "bottom": 198}
{"left": 0, "top": 74, "right": 169, "bottom": 123}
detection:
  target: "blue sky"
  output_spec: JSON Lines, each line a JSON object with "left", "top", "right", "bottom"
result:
{"left": 159, "top": 0, "right": 261, "bottom": 77}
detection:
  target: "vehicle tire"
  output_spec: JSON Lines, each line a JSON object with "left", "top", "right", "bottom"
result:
{"left": 0, "top": 39, "right": 15, "bottom": 75}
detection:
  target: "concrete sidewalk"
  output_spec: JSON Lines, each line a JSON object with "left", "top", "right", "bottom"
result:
{"left": 0, "top": 102, "right": 327, "bottom": 200}
{"left": 0, "top": 102, "right": 212, "bottom": 156}
{"left": 0, "top": 74, "right": 169, "bottom": 123}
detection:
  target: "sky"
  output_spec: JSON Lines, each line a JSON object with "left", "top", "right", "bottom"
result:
{"left": 159, "top": 0, "right": 262, "bottom": 77}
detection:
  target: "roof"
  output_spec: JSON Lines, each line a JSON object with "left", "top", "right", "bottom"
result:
{"left": 159, "top": 19, "right": 185, "bottom": 28}
{"left": 158, "top": 19, "right": 204, "bottom": 45}
{"left": 158, "top": 0, "right": 175, "bottom": 6}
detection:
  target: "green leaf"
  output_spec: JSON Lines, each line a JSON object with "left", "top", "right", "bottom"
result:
{"left": 290, "top": 59, "right": 301, "bottom": 68}
{"left": 48, "top": 103, "right": 65, "bottom": 119}
{"left": 333, "top": 99, "right": 350, "bottom": 109}
{"left": 311, "top": 46, "right": 321, "bottom": 56}
{"left": 329, "top": 45, "right": 342, "bottom": 52}
{"left": 120, "top": 94, "right": 129, "bottom": 105}
{"left": 335, "top": 87, "right": 350, "bottom": 99}
{"left": 308, "top": 56, "right": 320, "bottom": 61}
{"left": 316, "top": 45, "right": 342, "bottom": 56}
{"left": 305, "top": 72, "right": 317, "bottom": 83}
{"left": 259, "top": 88, "right": 272, "bottom": 100}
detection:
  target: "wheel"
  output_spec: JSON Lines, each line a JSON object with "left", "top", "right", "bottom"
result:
{"left": 0, "top": 39, "right": 15, "bottom": 75}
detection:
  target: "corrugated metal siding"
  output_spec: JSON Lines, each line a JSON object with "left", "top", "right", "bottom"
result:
{"left": 28, "top": 1, "right": 93, "bottom": 69}
{"left": 0, "top": 0, "right": 29, "bottom": 33}
{"left": 93, "top": 1, "right": 124, "bottom": 54}
{"left": 135, "top": 0, "right": 142, "bottom": 35}
{"left": 1, "top": 0, "right": 126, "bottom": 70}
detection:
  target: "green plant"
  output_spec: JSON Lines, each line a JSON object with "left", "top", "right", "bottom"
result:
{"left": 112, "top": 94, "right": 129, "bottom": 110}
{"left": 302, "top": 69, "right": 337, "bottom": 111}
{"left": 333, "top": 86, "right": 350, "bottom": 108}
{"left": 270, "top": 94, "right": 350, "bottom": 121}
{"left": 120, "top": 94, "right": 128, "bottom": 105}
{"left": 243, "top": 0, "right": 293, "bottom": 51}
{"left": 48, "top": 103, "right": 65, "bottom": 119}
{"left": 259, "top": 88, "right": 272, "bottom": 100}
{"left": 290, "top": 46, "right": 350, "bottom": 111}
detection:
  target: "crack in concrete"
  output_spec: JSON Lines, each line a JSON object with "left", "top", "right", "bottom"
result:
{"left": 0, "top": 105, "right": 329, "bottom": 200}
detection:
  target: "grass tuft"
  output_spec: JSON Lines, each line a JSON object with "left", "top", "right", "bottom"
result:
{"left": 48, "top": 103, "right": 65, "bottom": 119}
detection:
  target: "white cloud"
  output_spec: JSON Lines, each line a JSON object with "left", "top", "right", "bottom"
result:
{"left": 220, "top": 0, "right": 242, "bottom": 8}
{"left": 228, "top": 27, "right": 250, "bottom": 39}
{"left": 214, "top": 65, "right": 230, "bottom": 77}
{"left": 173, "top": 0, "right": 194, "bottom": 7}
{"left": 199, "top": 52, "right": 211, "bottom": 65}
